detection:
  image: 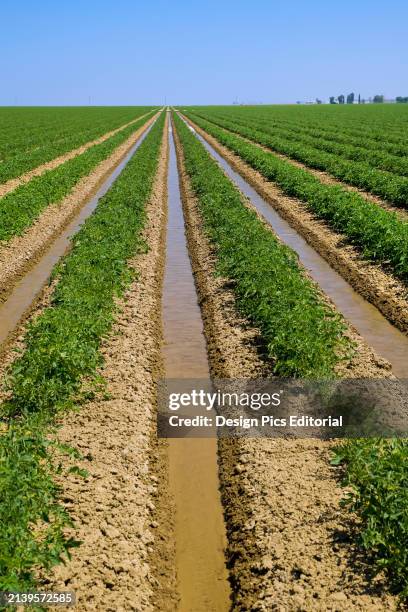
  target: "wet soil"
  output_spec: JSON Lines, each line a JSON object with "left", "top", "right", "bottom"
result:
{"left": 0, "top": 113, "right": 159, "bottom": 354}
{"left": 263, "top": 143, "right": 408, "bottom": 221}
{"left": 0, "top": 109, "right": 404, "bottom": 611}
{"left": 164, "top": 119, "right": 231, "bottom": 611}
{"left": 184, "top": 120, "right": 408, "bottom": 379}
{"left": 188, "top": 115, "right": 408, "bottom": 221}
{"left": 0, "top": 112, "right": 159, "bottom": 307}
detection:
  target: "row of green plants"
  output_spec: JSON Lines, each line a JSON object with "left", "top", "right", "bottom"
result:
{"left": 206, "top": 110, "right": 408, "bottom": 177}
{"left": 257, "top": 114, "right": 408, "bottom": 158}
{"left": 173, "top": 112, "right": 349, "bottom": 377}
{"left": 183, "top": 112, "right": 408, "bottom": 282}
{"left": 257, "top": 104, "right": 408, "bottom": 140}
{"left": 0, "top": 107, "right": 156, "bottom": 183}
{"left": 0, "top": 108, "right": 141, "bottom": 155}
{"left": 187, "top": 110, "right": 408, "bottom": 207}
{"left": 0, "top": 112, "right": 165, "bottom": 592}
{"left": 196, "top": 108, "right": 408, "bottom": 159}
{"left": 188, "top": 105, "right": 408, "bottom": 151}
{"left": 332, "top": 438, "right": 408, "bottom": 599}
{"left": 176, "top": 112, "right": 408, "bottom": 600}
{"left": 0, "top": 112, "right": 155, "bottom": 243}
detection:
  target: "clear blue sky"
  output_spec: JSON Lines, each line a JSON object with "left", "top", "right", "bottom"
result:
{"left": 0, "top": 0, "right": 406, "bottom": 105}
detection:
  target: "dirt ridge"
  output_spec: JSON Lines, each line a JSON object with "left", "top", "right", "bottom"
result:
{"left": 190, "top": 114, "right": 408, "bottom": 221}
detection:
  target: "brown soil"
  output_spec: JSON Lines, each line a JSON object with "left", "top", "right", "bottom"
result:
{"left": 41, "top": 115, "right": 177, "bottom": 610}
{"left": 0, "top": 110, "right": 155, "bottom": 199}
{"left": 181, "top": 114, "right": 408, "bottom": 336}
{"left": 173, "top": 119, "right": 398, "bottom": 611}
{"left": 0, "top": 112, "right": 160, "bottom": 305}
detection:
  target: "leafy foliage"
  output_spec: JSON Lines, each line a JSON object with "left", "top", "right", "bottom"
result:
{"left": 183, "top": 112, "right": 408, "bottom": 283}
{"left": 0, "top": 106, "right": 156, "bottom": 184}
{"left": 180, "top": 106, "right": 408, "bottom": 600}
{"left": 174, "top": 112, "right": 349, "bottom": 377}
{"left": 187, "top": 109, "right": 408, "bottom": 206}
{"left": 198, "top": 109, "right": 408, "bottom": 177}
{"left": 0, "top": 112, "right": 164, "bottom": 591}
{"left": 332, "top": 439, "right": 408, "bottom": 598}
{"left": 185, "top": 104, "right": 408, "bottom": 154}
{"left": 0, "top": 414, "right": 80, "bottom": 592}
{"left": 0, "top": 113, "right": 155, "bottom": 243}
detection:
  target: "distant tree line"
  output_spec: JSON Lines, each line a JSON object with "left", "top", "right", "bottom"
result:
{"left": 329, "top": 94, "right": 354, "bottom": 104}
{"left": 327, "top": 93, "right": 408, "bottom": 104}
{"left": 299, "top": 93, "right": 407, "bottom": 105}
{"left": 329, "top": 93, "right": 385, "bottom": 104}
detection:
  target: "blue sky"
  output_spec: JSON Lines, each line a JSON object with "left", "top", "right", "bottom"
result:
{"left": 0, "top": 0, "right": 406, "bottom": 105}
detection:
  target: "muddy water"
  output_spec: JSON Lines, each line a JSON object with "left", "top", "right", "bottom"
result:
{"left": 163, "top": 121, "right": 231, "bottom": 611}
{"left": 184, "top": 121, "right": 408, "bottom": 378}
{"left": 0, "top": 122, "right": 155, "bottom": 350}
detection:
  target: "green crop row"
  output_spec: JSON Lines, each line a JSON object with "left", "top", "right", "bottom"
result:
{"left": 182, "top": 112, "right": 408, "bottom": 282}
{"left": 173, "top": 112, "right": 349, "bottom": 378}
{"left": 203, "top": 110, "right": 408, "bottom": 177}
{"left": 255, "top": 114, "right": 408, "bottom": 158}
{"left": 195, "top": 109, "right": 408, "bottom": 159}
{"left": 332, "top": 439, "right": 408, "bottom": 598}
{"left": 219, "top": 109, "right": 408, "bottom": 157}
{"left": 186, "top": 105, "right": 408, "bottom": 151}
{"left": 0, "top": 106, "right": 156, "bottom": 183}
{"left": 187, "top": 110, "right": 408, "bottom": 207}
{"left": 0, "top": 112, "right": 155, "bottom": 243}
{"left": 263, "top": 104, "right": 408, "bottom": 140}
{"left": 0, "top": 107, "right": 149, "bottom": 154}
{"left": 0, "top": 111, "right": 165, "bottom": 592}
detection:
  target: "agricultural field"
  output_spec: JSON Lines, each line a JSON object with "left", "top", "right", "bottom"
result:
{"left": 0, "top": 103, "right": 407, "bottom": 611}
{"left": 184, "top": 104, "right": 408, "bottom": 206}
{"left": 0, "top": 106, "right": 156, "bottom": 186}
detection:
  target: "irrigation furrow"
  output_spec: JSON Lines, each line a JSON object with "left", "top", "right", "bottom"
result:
{"left": 164, "top": 116, "right": 231, "bottom": 610}
{"left": 178, "top": 113, "right": 408, "bottom": 377}
{"left": 172, "top": 115, "right": 399, "bottom": 610}
{"left": 0, "top": 112, "right": 159, "bottom": 351}
{"left": 0, "top": 112, "right": 177, "bottom": 609}
{"left": 0, "top": 110, "right": 232, "bottom": 609}
{"left": 180, "top": 113, "right": 408, "bottom": 338}
{"left": 0, "top": 110, "right": 157, "bottom": 199}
